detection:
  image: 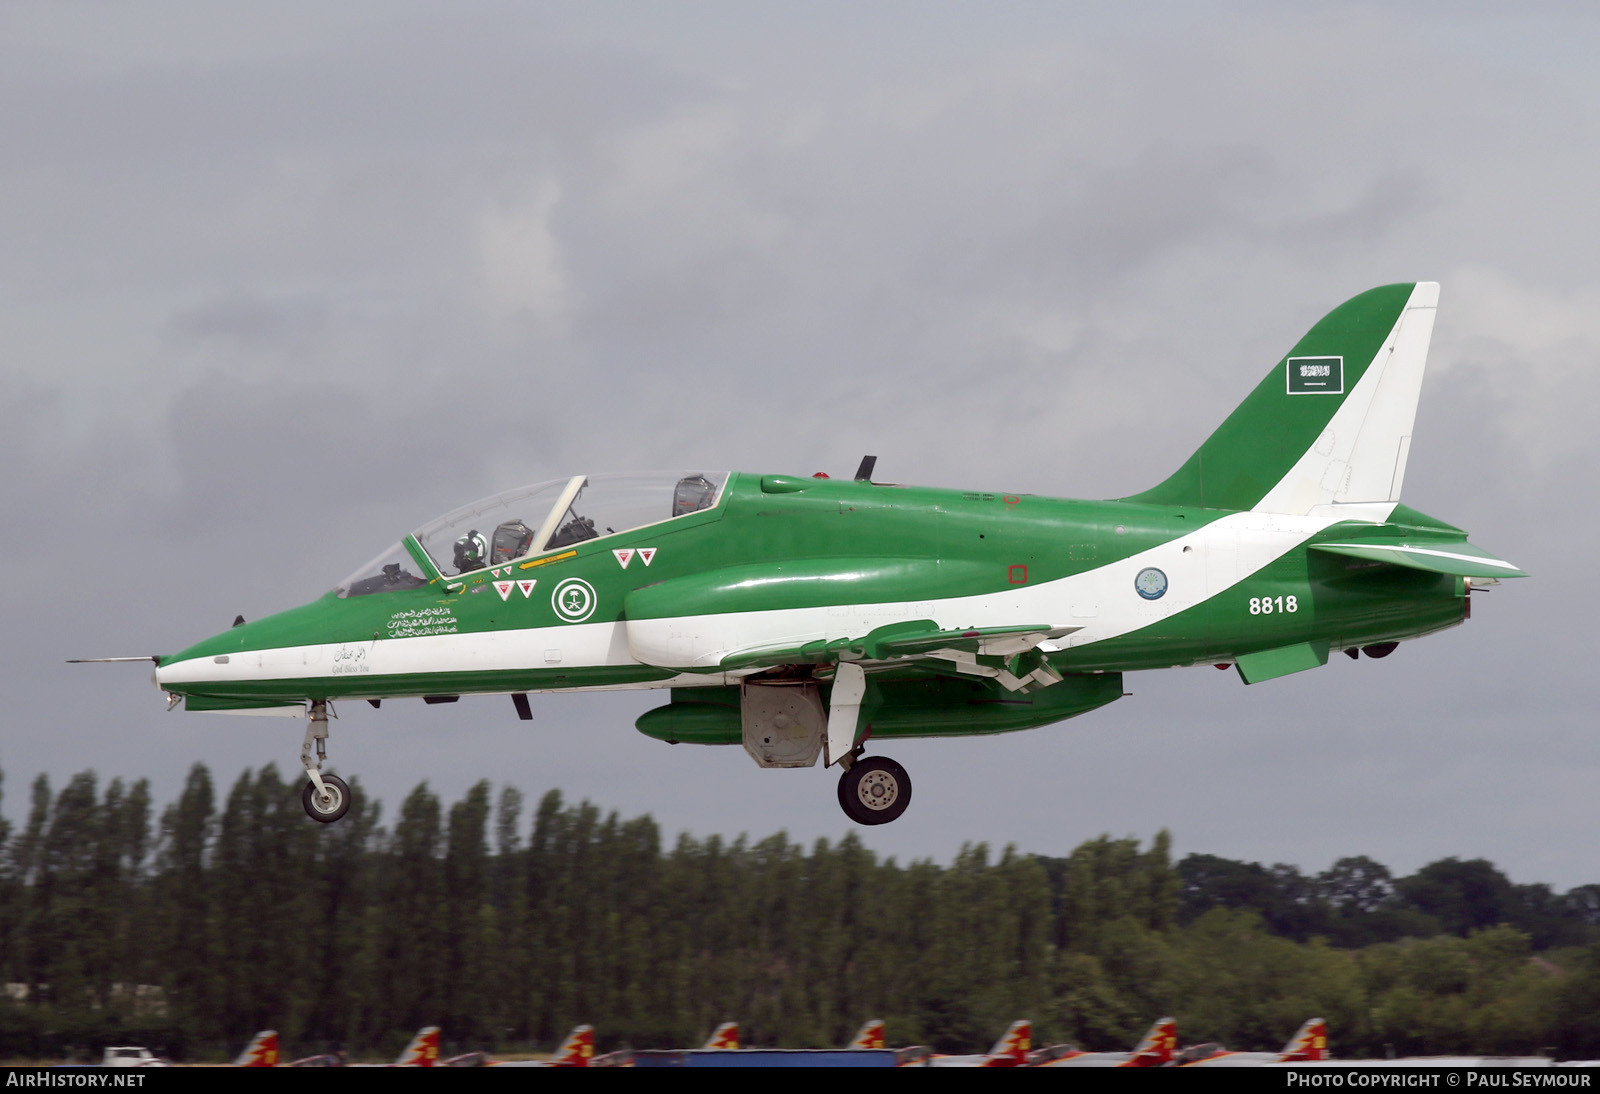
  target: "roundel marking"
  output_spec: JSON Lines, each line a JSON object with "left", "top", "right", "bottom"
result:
{"left": 1134, "top": 567, "right": 1168, "bottom": 601}
{"left": 551, "top": 577, "right": 598, "bottom": 622}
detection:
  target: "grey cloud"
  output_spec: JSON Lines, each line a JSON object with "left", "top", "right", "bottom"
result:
{"left": 5, "top": 2, "right": 1598, "bottom": 888}
{"left": 167, "top": 292, "right": 331, "bottom": 353}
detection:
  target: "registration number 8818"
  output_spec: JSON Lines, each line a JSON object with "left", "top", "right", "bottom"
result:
{"left": 1248, "top": 595, "right": 1298, "bottom": 615}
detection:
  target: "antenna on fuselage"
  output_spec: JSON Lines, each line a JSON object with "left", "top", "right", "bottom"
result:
{"left": 854, "top": 455, "right": 877, "bottom": 482}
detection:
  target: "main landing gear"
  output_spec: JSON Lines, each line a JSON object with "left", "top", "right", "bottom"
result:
{"left": 836, "top": 754, "right": 912, "bottom": 826}
{"left": 300, "top": 700, "right": 351, "bottom": 823}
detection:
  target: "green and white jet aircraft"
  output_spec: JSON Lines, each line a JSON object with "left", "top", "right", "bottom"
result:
{"left": 127, "top": 282, "right": 1525, "bottom": 827}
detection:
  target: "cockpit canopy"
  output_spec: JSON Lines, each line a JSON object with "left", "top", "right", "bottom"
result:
{"left": 337, "top": 471, "right": 728, "bottom": 597}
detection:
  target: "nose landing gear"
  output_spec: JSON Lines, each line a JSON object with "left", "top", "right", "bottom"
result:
{"left": 303, "top": 772, "right": 351, "bottom": 823}
{"left": 300, "top": 700, "right": 351, "bottom": 823}
{"left": 837, "top": 755, "right": 912, "bottom": 826}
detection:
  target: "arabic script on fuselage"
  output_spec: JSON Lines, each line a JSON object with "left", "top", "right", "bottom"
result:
{"left": 331, "top": 645, "right": 370, "bottom": 674}
{"left": 386, "top": 606, "right": 458, "bottom": 639}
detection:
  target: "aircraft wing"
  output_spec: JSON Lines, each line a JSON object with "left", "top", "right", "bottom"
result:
{"left": 1310, "top": 539, "right": 1526, "bottom": 580}
{"left": 624, "top": 557, "right": 1078, "bottom": 675}
{"left": 718, "top": 620, "right": 1075, "bottom": 671}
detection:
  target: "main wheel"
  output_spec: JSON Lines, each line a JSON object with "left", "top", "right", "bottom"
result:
{"left": 303, "top": 774, "right": 351, "bottom": 823}
{"left": 837, "top": 756, "right": 911, "bottom": 825}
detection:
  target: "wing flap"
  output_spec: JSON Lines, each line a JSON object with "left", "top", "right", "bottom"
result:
{"left": 717, "top": 620, "right": 1076, "bottom": 671}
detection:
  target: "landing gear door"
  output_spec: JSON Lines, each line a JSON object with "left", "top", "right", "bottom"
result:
{"left": 740, "top": 681, "right": 825, "bottom": 768}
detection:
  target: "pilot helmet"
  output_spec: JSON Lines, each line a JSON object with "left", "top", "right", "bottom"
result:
{"left": 452, "top": 529, "right": 488, "bottom": 572}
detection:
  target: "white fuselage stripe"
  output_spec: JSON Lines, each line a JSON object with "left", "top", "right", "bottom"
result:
{"left": 159, "top": 510, "right": 1362, "bottom": 692}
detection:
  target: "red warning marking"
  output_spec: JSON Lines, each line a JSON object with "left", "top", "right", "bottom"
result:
{"left": 638, "top": 547, "right": 657, "bottom": 566}
{"left": 1003, "top": 495, "right": 1020, "bottom": 505}
{"left": 517, "top": 580, "right": 536, "bottom": 597}
{"left": 613, "top": 548, "right": 633, "bottom": 568}
{"left": 493, "top": 581, "right": 514, "bottom": 600}
{"left": 1008, "top": 564, "right": 1028, "bottom": 584}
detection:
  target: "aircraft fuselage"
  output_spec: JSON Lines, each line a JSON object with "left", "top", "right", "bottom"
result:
{"left": 157, "top": 475, "right": 1465, "bottom": 714}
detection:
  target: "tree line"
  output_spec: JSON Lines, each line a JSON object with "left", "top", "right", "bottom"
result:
{"left": 1, "top": 763, "right": 1597, "bottom": 1062}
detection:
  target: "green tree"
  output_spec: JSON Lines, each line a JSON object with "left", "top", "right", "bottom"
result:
{"left": 212, "top": 766, "right": 313, "bottom": 1039}
{"left": 1552, "top": 942, "right": 1600, "bottom": 1058}
{"left": 0, "top": 765, "right": 15, "bottom": 995}
{"left": 154, "top": 764, "right": 217, "bottom": 1039}
{"left": 441, "top": 781, "right": 492, "bottom": 1044}
{"left": 1396, "top": 858, "right": 1515, "bottom": 937}
{"left": 1171, "top": 908, "right": 1361, "bottom": 1052}
{"left": 301, "top": 776, "right": 378, "bottom": 1048}
{"left": 916, "top": 843, "right": 1050, "bottom": 1051}
{"left": 11, "top": 776, "right": 51, "bottom": 1005}
{"left": 367, "top": 783, "right": 446, "bottom": 1045}
{"left": 37, "top": 773, "right": 100, "bottom": 1014}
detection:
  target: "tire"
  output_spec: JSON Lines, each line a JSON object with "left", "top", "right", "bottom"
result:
{"left": 837, "top": 756, "right": 911, "bottom": 825}
{"left": 302, "top": 774, "right": 352, "bottom": 823}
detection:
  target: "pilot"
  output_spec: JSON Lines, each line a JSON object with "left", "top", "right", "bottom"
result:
{"left": 452, "top": 529, "right": 488, "bottom": 573}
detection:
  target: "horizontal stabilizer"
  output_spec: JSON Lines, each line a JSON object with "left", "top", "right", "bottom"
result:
{"left": 1311, "top": 540, "right": 1526, "bottom": 579}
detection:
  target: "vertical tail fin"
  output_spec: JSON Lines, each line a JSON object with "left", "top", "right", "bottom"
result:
{"left": 234, "top": 1030, "right": 279, "bottom": 1067}
{"left": 1277, "top": 1018, "right": 1329, "bottom": 1062}
{"left": 849, "top": 1019, "right": 887, "bottom": 1049}
{"left": 703, "top": 1021, "right": 739, "bottom": 1050}
{"left": 550, "top": 1025, "right": 595, "bottom": 1067}
{"left": 1128, "top": 283, "right": 1438, "bottom": 516}
{"left": 981, "top": 1020, "right": 1031, "bottom": 1066}
{"left": 394, "top": 1026, "right": 441, "bottom": 1067}
{"left": 1121, "top": 1016, "right": 1178, "bottom": 1067}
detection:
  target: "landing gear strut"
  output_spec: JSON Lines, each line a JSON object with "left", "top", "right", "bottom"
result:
{"left": 837, "top": 755, "right": 912, "bottom": 825}
{"left": 300, "top": 700, "right": 351, "bottom": 823}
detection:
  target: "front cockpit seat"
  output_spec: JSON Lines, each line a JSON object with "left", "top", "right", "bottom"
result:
{"left": 491, "top": 519, "right": 534, "bottom": 564}
{"left": 673, "top": 474, "right": 716, "bottom": 518}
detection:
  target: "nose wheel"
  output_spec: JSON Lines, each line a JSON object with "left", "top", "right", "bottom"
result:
{"left": 303, "top": 773, "right": 351, "bottom": 823}
{"left": 300, "top": 700, "right": 352, "bottom": 823}
{"left": 837, "top": 755, "right": 911, "bottom": 825}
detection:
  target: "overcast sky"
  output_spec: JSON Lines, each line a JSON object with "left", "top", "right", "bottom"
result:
{"left": 4, "top": 1, "right": 1595, "bottom": 888}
